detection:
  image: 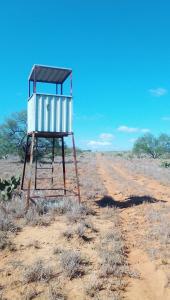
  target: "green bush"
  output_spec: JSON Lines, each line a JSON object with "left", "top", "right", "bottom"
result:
{"left": 0, "top": 176, "right": 20, "bottom": 201}
{"left": 133, "top": 133, "right": 170, "bottom": 159}
{"left": 161, "top": 161, "right": 170, "bottom": 168}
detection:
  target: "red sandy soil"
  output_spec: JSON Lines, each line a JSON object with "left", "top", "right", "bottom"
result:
{"left": 96, "top": 153, "right": 170, "bottom": 300}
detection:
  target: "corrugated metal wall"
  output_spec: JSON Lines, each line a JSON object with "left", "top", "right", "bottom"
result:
{"left": 27, "top": 94, "right": 72, "bottom": 133}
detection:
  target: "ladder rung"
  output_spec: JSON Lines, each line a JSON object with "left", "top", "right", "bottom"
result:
{"left": 37, "top": 146, "right": 55, "bottom": 149}
{"left": 39, "top": 158, "right": 53, "bottom": 160}
{"left": 37, "top": 167, "right": 53, "bottom": 170}
{"left": 36, "top": 177, "right": 52, "bottom": 180}
{"left": 39, "top": 161, "right": 52, "bottom": 163}
{"left": 36, "top": 157, "right": 52, "bottom": 159}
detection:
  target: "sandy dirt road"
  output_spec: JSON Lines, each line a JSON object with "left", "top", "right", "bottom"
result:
{"left": 96, "top": 153, "right": 170, "bottom": 300}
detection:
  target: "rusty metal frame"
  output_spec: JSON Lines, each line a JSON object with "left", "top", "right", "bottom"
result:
{"left": 26, "top": 132, "right": 35, "bottom": 209}
{"left": 61, "top": 136, "right": 66, "bottom": 195}
{"left": 21, "top": 135, "right": 29, "bottom": 190}
{"left": 21, "top": 132, "right": 81, "bottom": 206}
{"left": 51, "top": 138, "right": 55, "bottom": 185}
{"left": 71, "top": 133, "right": 80, "bottom": 203}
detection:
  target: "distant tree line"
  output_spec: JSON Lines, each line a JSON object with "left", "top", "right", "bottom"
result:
{"left": 133, "top": 133, "right": 170, "bottom": 158}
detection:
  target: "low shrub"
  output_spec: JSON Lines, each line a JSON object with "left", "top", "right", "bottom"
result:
{"left": 23, "top": 260, "right": 54, "bottom": 283}
{"left": 83, "top": 219, "right": 98, "bottom": 232}
{"left": 0, "top": 210, "right": 20, "bottom": 232}
{"left": 63, "top": 228, "right": 74, "bottom": 240}
{"left": 21, "top": 287, "right": 39, "bottom": 300}
{"left": 0, "top": 231, "right": 9, "bottom": 250}
{"left": 48, "top": 285, "right": 66, "bottom": 300}
{"left": 85, "top": 273, "right": 103, "bottom": 297}
{"left": 76, "top": 223, "right": 86, "bottom": 238}
{"left": 24, "top": 206, "right": 52, "bottom": 226}
{"left": 60, "top": 250, "right": 85, "bottom": 279}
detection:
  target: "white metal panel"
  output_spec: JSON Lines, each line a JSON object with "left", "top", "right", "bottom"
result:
{"left": 68, "top": 98, "right": 72, "bottom": 132}
{"left": 56, "top": 97, "right": 60, "bottom": 132}
{"left": 27, "top": 93, "right": 72, "bottom": 134}
{"left": 50, "top": 97, "right": 55, "bottom": 132}
{"left": 62, "top": 97, "right": 66, "bottom": 132}
{"left": 27, "top": 94, "right": 36, "bottom": 133}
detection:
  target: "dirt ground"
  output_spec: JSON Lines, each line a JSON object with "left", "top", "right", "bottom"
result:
{"left": 0, "top": 152, "right": 170, "bottom": 299}
{"left": 96, "top": 153, "right": 170, "bottom": 300}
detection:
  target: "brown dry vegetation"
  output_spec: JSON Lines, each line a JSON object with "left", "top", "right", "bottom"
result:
{"left": 0, "top": 152, "right": 170, "bottom": 299}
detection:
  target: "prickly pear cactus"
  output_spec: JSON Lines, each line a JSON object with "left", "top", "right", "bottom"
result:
{"left": 0, "top": 176, "right": 20, "bottom": 201}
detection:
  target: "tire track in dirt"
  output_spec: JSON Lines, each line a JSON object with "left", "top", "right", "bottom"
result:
{"left": 96, "top": 153, "right": 170, "bottom": 300}
{"left": 111, "top": 161, "right": 170, "bottom": 203}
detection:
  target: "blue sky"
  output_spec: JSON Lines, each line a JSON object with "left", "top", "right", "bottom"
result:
{"left": 1, "top": 0, "right": 170, "bottom": 150}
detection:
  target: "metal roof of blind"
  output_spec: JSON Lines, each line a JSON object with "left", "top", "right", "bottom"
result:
{"left": 29, "top": 65, "right": 72, "bottom": 84}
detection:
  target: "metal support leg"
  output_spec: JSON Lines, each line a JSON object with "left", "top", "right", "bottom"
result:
{"left": 21, "top": 135, "right": 29, "bottom": 190}
{"left": 61, "top": 136, "right": 66, "bottom": 195}
{"left": 51, "top": 138, "right": 55, "bottom": 185}
{"left": 34, "top": 137, "right": 38, "bottom": 190}
{"left": 26, "top": 133, "right": 35, "bottom": 210}
{"left": 71, "top": 133, "right": 81, "bottom": 203}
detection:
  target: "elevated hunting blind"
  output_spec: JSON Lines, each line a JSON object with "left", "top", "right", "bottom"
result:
{"left": 27, "top": 65, "right": 72, "bottom": 134}
{"left": 21, "top": 65, "right": 80, "bottom": 206}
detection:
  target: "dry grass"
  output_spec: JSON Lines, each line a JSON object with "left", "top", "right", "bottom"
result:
{"left": 63, "top": 228, "right": 74, "bottom": 240}
{"left": 108, "top": 154, "right": 170, "bottom": 186}
{"left": 21, "top": 286, "right": 39, "bottom": 300}
{"left": 83, "top": 219, "right": 98, "bottom": 232}
{"left": 76, "top": 222, "right": 86, "bottom": 238}
{"left": 0, "top": 209, "right": 21, "bottom": 233}
{"left": 145, "top": 203, "right": 170, "bottom": 261}
{"left": 98, "top": 209, "right": 130, "bottom": 280}
{"left": 59, "top": 250, "right": 86, "bottom": 279}
{"left": 24, "top": 206, "right": 53, "bottom": 226}
{"left": 85, "top": 273, "right": 103, "bottom": 297}
{"left": 27, "top": 240, "right": 41, "bottom": 249}
{"left": 0, "top": 231, "right": 9, "bottom": 250}
{"left": 0, "top": 153, "right": 147, "bottom": 299}
{"left": 23, "top": 260, "right": 54, "bottom": 283}
{"left": 48, "top": 285, "right": 67, "bottom": 300}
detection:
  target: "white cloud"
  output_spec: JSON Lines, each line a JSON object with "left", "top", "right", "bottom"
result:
{"left": 117, "top": 125, "right": 150, "bottom": 134}
{"left": 149, "top": 88, "right": 168, "bottom": 97}
{"left": 129, "top": 138, "right": 137, "bottom": 143}
{"left": 86, "top": 133, "right": 114, "bottom": 149}
{"left": 99, "top": 133, "right": 114, "bottom": 140}
{"left": 87, "top": 140, "right": 112, "bottom": 147}
{"left": 162, "top": 116, "right": 170, "bottom": 121}
{"left": 140, "top": 128, "right": 150, "bottom": 133}
{"left": 117, "top": 126, "right": 139, "bottom": 133}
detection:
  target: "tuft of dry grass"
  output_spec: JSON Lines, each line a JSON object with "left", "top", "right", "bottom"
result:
{"left": 83, "top": 219, "right": 98, "bottom": 232}
{"left": 0, "top": 210, "right": 21, "bottom": 233}
{"left": 27, "top": 240, "right": 41, "bottom": 249}
{"left": 21, "top": 286, "right": 39, "bottom": 300}
{"left": 0, "top": 231, "right": 9, "bottom": 250}
{"left": 48, "top": 285, "right": 67, "bottom": 300}
{"left": 63, "top": 228, "right": 74, "bottom": 240}
{"left": 50, "top": 198, "right": 77, "bottom": 215}
{"left": 66, "top": 202, "right": 95, "bottom": 223}
{"left": 24, "top": 206, "right": 52, "bottom": 227}
{"left": 76, "top": 222, "right": 86, "bottom": 238}
{"left": 99, "top": 218, "right": 128, "bottom": 279}
{"left": 23, "top": 260, "right": 54, "bottom": 283}
{"left": 85, "top": 273, "right": 103, "bottom": 297}
{"left": 145, "top": 204, "right": 170, "bottom": 260}
{"left": 4, "top": 194, "right": 25, "bottom": 219}
{"left": 59, "top": 250, "right": 85, "bottom": 279}
{"left": 53, "top": 247, "right": 63, "bottom": 255}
